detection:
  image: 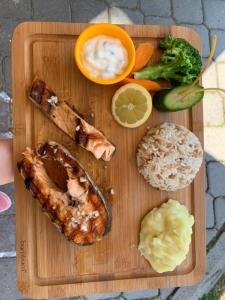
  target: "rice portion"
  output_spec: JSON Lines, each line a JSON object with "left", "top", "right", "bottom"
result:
{"left": 136, "top": 122, "right": 203, "bottom": 191}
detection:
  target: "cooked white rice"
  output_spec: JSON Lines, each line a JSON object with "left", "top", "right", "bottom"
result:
{"left": 136, "top": 122, "right": 203, "bottom": 191}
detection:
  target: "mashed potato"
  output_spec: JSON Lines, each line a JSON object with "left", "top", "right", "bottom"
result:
{"left": 138, "top": 199, "right": 194, "bottom": 273}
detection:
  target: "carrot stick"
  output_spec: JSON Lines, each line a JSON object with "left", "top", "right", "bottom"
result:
{"left": 132, "top": 43, "right": 154, "bottom": 72}
{"left": 121, "top": 78, "right": 161, "bottom": 91}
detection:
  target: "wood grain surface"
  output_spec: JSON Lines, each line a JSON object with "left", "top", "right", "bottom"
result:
{"left": 12, "top": 22, "right": 205, "bottom": 299}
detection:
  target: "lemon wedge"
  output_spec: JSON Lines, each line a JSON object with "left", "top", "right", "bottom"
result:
{"left": 112, "top": 83, "right": 152, "bottom": 128}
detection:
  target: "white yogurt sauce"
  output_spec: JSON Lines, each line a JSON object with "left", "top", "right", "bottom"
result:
{"left": 82, "top": 35, "right": 128, "bottom": 80}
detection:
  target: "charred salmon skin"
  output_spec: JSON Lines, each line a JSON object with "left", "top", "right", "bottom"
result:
{"left": 17, "top": 141, "right": 112, "bottom": 245}
{"left": 29, "top": 79, "right": 116, "bottom": 161}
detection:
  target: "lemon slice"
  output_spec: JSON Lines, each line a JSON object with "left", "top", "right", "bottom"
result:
{"left": 112, "top": 83, "right": 152, "bottom": 128}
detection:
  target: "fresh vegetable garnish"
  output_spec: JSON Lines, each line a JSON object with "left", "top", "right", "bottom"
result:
{"left": 112, "top": 83, "right": 152, "bottom": 128}
{"left": 153, "top": 84, "right": 204, "bottom": 112}
{"left": 153, "top": 36, "right": 225, "bottom": 111}
{"left": 154, "top": 83, "right": 225, "bottom": 112}
{"left": 153, "top": 35, "right": 225, "bottom": 112}
{"left": 121, "top": 78, "right": 161, "bottom": 92}
{"left": 134, "top": 35, "right": 202, "bottom": 85}
{"left": 132, "top": 43, "right": 154, "bottom": 72}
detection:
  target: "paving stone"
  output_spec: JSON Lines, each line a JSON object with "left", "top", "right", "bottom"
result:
{"left": 206, "top": 193, "right": 215, "bottom": 228}
{"left": 0, "top": 258, "right": 25, "bottom": 299}
{"left": 172, "top": 0, "right": 203, "bottom": 24}
{"left": 171, "top": 231, "right": 225, "bottom": 300}
{"left": 0, "top": 93, "right": 10, "bottom": 113}
{"left": 110, "top": 7, "right": 144, "bottom": 24}
{"left": 0, "top": 56, "right": 3, "bottom": 90}
{"left": 216, "top": 64, "right": 225, "bottom": 104}
{"left": 208, "top": 162, "right": 225, "bottom": 197}
{"left": 0, "top": 97, "right": 11, "bottom": 132}
{"left": 0, "top": 251, "right": 16, "bottom": 258}
{"left": 204, "top": 127, "right": 225, "bottom": 162}
{"left": 202, "top": 60, "right": 218, "bottom": 87}
{"left": 3, "top": 56, "right": 11, "bottom": 96}
{"left": 51, "top": 295, "right": 119, "bottom": 300}
{"left": 202, "top": 57, "right": 208, "bottom": 72}
{"left": 140, "top": 0, "right": 171, "bottom": 17}
{"left": 86, "top": 292, "right": 120, "bottom": 299}
{"left": 122, "top": 289, "right": 158, "bottom": 299}
{"left": 0, "top": 90, "right": 11, "bottom": 107}
{"left": 205, "top": 152, "right": 216, "bottom": 162}
{"left": 33, "top": 0, "right": 70, "bottom": 22}
{"left": 210, "top": 30, "right": 225, "bottom": 62}
{"left": 203, "top": 92, "right": 224, "bottom": 126}
{"left": 159, "top": 288, "right": 175, "bottom": 300}
{"left": 71, "top": 0, "right": 108, "bottom": 23}
{"left": 0, "top": 115, "right": 12, "bottom": 133}
{"left": 206, "top": 228, "right": 218, "bottom": 245}
{"left": 182, "top": 24, "right": 210, "bottom": 57}
{"left": 204, "top": 0, "right": 225, "bottom": 29}
{"left": 205, "top": 168, "right": 208, "bottom": 191}
{"left": 107, "top": 0, "right": 138, "bottom": 9}
{"left": 0, "top": 214, "right": 15, "bottom": 252}
{"left": 89, "top": 9, "right": 109, "bottom": 23}
{"left": 50, "top": 297, "right": 86, "bottom": 300}
{"left": 202, "top": 57, "right": 207, "bottom": 66}
{"left": 215, "top": 197, "right": 225, "bottom": 229}
{"left": 0, "top": 19, "right": 21, "bottom": 57}
{"left": 145, "top": 16, "right": 175, "bottom": 25}
{"left": 0, "top": 131, "right": 12, "bottom": 139}
{"left": 1, "top": 22, "right": 21, "bottom": 63}
{"left": 217, "top": 92, "right": 225, "bottom": 121}
{"left": 109, "top": 7, "right": 132, "bottom": 24}
{"left": 0, "top": 0, "right": 31, "bottom": 20}
{"left": 0, "top": 183, "right": 15, "bottom": 215}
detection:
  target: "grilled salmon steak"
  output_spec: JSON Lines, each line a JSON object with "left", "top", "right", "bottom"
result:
{"left": 17, "top": 141, "right": 111, "bottom": 245}
{"left": 29, "top": 79, "right": 116, "bottom": 161}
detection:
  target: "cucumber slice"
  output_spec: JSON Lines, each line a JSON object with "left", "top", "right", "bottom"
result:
{"left": 153, "top": 84, "right": 204, "bottom": 112}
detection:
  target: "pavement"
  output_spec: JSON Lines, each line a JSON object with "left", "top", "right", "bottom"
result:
{"left": 0, "top": 0, "right": 225, "bottom": 299}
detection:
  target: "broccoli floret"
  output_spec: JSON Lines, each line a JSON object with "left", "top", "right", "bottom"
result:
{"left": 134, "top": 35, "right": 202, "bottom": 85}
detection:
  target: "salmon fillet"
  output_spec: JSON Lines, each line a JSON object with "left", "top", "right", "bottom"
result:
{"left": 29, "top": 79, "right": 116, "bottom": 161}
{"left": 17, "top": 141, "right": 111, "bottom": 245}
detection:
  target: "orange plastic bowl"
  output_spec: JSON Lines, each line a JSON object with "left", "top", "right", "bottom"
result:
{"left": 74, "top": 23, "right": 135, "bottom": 85}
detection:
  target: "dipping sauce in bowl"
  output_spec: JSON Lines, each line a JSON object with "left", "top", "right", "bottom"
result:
{"left": 75, "top": 23, "right": 135, "bottom": 85}
{"left": 82, "top": 35, "right": 128, "bottom": 80}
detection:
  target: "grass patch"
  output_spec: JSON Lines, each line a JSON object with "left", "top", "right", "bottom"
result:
{"left": 200, "top": 273, "right": 225, "bottom": 300}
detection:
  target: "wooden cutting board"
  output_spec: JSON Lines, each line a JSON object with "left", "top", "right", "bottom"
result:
{"left": 12, "top": 22, "right": 205, "bottom": 299}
